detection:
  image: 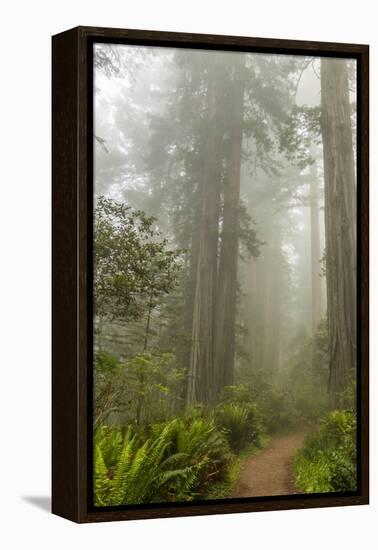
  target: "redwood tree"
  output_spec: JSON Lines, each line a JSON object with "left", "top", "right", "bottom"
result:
{"left": 214, "top": 54, "right": 246, "bottom": 392}
{"left": 320, "top": 58, "right": 356, "bottom": 408}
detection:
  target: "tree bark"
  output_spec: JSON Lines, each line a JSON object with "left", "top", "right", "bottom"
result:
{"left": 143, "top": 291, "right": 154, "bottom": 352}
{"left": 186, "top": 59, "right": 222, "bottom": 406}
{"left": 214, "top": 55, "right": 246, "bottom": 395}
{"left": 262, "top": 221, "right": 282, "bottom": 371}
{"left": 320, "top": 58, "right": 356, "bottom": 408}
{"left": 309, "top": 146, "right": 322, "bottom": 334}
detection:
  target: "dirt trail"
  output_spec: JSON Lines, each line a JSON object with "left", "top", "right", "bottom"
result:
{"left": 232, "top": 432, "right": 306, "bottom": 498}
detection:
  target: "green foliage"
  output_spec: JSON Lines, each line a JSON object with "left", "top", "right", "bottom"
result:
{"left": 241, "top": 319, "right": 330, "bottom": 434}
{"left": 238, "top": 203, "right": 263, "bottom": 260}
{"left": 124, "top": 352, "right": 176, "bottom": 425}
{"left": 219, "top": 384, "right": 252, "bottom": 405}
{"left": 151, "top": 415, "right": 232, "bottom": 499}
{"left": 279, "top": 105, "right": 322, "bottom": 168}
{"left": 94, "top": 422, "right": 193, "bottom": 505}
{"left": 94, "top": 195, "right": 182, "bottom": 323}
{"left": 94, "top": 415, "right": 232, "bottom": 505}
{"left": 95, "top": 350, "right": 121, "bottom": 374}
{"left": 94, "top": 352, "right": 126, "bottom": 428}
{"left": 227, "top": 374, "right": 299, "bottom": 434}
{"left": 94, "top": 351, "right": 187, "bottom": 428}
{"left": 217, "top": 381, "right": 300, "bottom": 439}
{"left": 312, "top": 317, "right": 329, "bottom": 369}
{"left": 214, "top": 401, "right": 262, "bottom": 452}
{"left": 94, "top": 438, "right": 112, "bottom": 506}
{"left": 281, "top": 318, "right": 329, "bottom": 426}
{"left": 294, "top": 409, "right": 357, "bottom": 493}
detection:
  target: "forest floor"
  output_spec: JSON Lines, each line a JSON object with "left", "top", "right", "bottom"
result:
{"left": 231, "top": 432, "right": 306, "bottom": 497}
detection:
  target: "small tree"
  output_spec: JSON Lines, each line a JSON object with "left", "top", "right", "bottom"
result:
{"left": 94, "top": 196, "right": 182, "bottom": 348}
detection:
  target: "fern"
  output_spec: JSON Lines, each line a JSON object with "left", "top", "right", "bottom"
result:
{"left": 95, "top": 425, "right": 123, "bottom": 469}
{"left": 94, "top": 444, "right": 111, "bottom": 506}
{"left": 94, "top": 416, "right": 232, "bottom": 506}
{"left": 109, "top": 436, "right": 137, "bottom": 504}
{"left": 294, "top": 409, "right": 357, "bottom": 493}
{"left": 214, "top": 403, "right": 261, "bottom": 451}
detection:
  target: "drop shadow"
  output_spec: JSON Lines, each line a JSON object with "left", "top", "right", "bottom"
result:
{"left": 22, "top": 496, "right": 51, "bottom": 513}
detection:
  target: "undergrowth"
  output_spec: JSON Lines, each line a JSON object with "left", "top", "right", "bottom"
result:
{"left": 294, "top": 410, "right": 357, "bottom": 493}
{"left": 94, "top": 400, "right": 267, "bottom": 505}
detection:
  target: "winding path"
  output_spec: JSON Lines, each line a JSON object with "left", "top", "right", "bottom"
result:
{"left": 232, "top": 432, "right": 306, "bottom": 498}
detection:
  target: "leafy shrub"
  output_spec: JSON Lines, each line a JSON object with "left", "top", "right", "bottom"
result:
{"left": 94, "top": 352, "right": 125, "bottom": 428}
{"left": 214, "top": 403, "right": 262, "bottom": 452}
{"left": 237, "top": 319, "right": 330, "bottom": 435}
{"left": 123, "top": 352, "right": 176, "bottom": 426}
{"left": 94, "top": 351, "right": 186, "bottom": 428}
{"left": 294, "top": 410, "right": 357, "bottom": 493}
{"left": 224, "top": 376, "right": 303, "bottom": 434}
{"left": 219, "top": 384, "right": 252, "bottom": 406}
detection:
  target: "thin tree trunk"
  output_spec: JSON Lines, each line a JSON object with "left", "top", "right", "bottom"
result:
{"left": 262, "top": 222, "right": 282, "bottom": 371}
{"left": 143, "top": 291, "right": 154, "bottom": 352}
{"left": 181, "top": 210, "right": 200, "bottom": 402}
{"left": 257, "top": 222, "right": 272, "bottom": 371}
{"left": 243, "top": 257, "right": 258, "bottom": 366}
{"left": 309, "top": 146, "right": 322, "bottom": 334}
{"left": 136, "top": 291, "right": 154, "bottom": 425}
{"left": 320, "top": 58, "right": 356, "bottom": 408}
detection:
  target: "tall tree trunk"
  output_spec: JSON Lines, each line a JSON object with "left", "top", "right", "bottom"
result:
{"left": 320, "top": 58, "right": 356, "bottom": 408}
{"left": 214, "top": 55, "right": 245, "bottom": 395}
{"left": 242, "top": 256, "right": 258, "bottom": 367}
{"left": 256, "top": 220, "right": 272, "bottom": 370}
{"left": 262, "top": 221, "right": 282, "bottom": 371}
{"left": 180, "top": 202, "right": 201, "bottom": 403}
{"left": 186, "top": 60, "right": 222, "bottom": 406}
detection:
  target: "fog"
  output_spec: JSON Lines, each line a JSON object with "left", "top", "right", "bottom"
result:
{"left": 92, "top": 44, "right": 357, "bottom": 504}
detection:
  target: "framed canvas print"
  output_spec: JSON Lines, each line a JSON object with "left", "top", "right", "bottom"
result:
{"left": 52, "top": 26, "right": 369, "bottom": 523}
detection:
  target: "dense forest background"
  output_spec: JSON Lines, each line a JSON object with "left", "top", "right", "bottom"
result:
{"left": 93, "top": 45, "right": 357, "bottom": 506}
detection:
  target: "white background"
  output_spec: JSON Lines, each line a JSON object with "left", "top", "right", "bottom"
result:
{"left": 0, "top": 0, "right": 375, "bottom": 548}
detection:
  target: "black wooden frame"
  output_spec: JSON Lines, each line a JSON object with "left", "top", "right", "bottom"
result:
{"left": 52, "top": 26, "right": 369, "bottom": 523}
